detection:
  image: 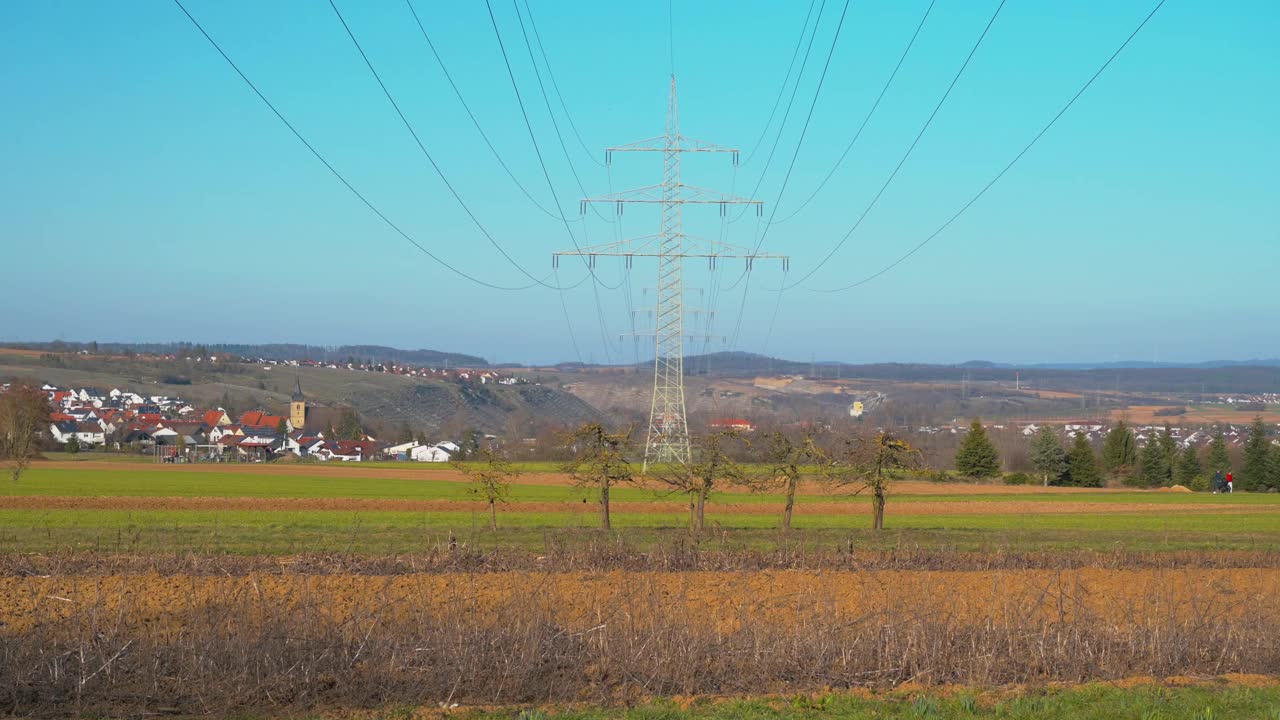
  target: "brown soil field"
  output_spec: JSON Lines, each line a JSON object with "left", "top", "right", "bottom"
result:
{"left": 1028, "top": 389, "right": 1084, "bottom": 399}
{"left": 0, "top": 494, "right": 1271, "bottom": 517}
{"left": 3, "top": 568, "right": 1276, "bottom": 635}
{"left": 1116, "top": 405, "right": 1280, "bottom": 425}
{"left": 26, "top": 460, "right": 1136, "bottom": 495}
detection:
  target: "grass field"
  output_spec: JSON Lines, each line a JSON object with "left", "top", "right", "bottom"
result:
{"left": 3, "top": 461, "right": 1279, "bottom": 716}
{"left": 483, "top": 683, "right": 1280, "bottom": 719}
{"left": 2, "top": 462, "right": 1278, "bottom": 554}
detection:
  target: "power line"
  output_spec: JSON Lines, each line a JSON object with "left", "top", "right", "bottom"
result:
{"left": 328, "top": 0, "right": 569, "bottom": 290}
{"left": 778, "top": 0, "right": 1008, "bottom": 289}
{"left": 726, "top": 0, "right": 853, "bottom": 349}
{"left": 553, "top": 267, "right": 584, "bottom": 364}
{"left": 509, "top": 0, "right": 614, "bottom": 224}
{"left": 403, "top": 0, "right": 562, "bottom": 220}
{"left": 171, "top": 0, "right": 554, "bottom": 292}
{"left": 770, "top": 0, "right": 937, "bottom": 225}
{"left": 727, "top": 0, "right": 829, "bottom": 225}
{"left": 482, "top": 0, "right": 621, "bottom": 366}
{"left": 519, "top": 0, "right": 605, "bottom": 168}
{"left": 741, "top": 0, "right": 819, "bottom": 167}
{"left": 815, "top": 0, "right": 1168, "bottom": 293}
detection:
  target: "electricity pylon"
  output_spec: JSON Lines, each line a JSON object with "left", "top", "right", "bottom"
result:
{"left": 553, "top": 76, "right": 788, "bottom": 470}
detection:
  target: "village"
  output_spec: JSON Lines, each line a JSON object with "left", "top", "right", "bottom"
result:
{"left": 31, "top": 378, "right": 463, "bottom": 464}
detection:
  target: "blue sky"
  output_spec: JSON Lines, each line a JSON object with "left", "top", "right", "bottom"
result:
{"left": 1, "top": 0, "right": 1276, "bottom": 365}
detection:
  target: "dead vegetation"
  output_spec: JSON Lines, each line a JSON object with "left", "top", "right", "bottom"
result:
{"left": 2, "top": 557, "right": 1278, "bottom": 716}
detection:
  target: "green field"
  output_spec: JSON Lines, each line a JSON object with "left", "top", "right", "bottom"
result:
{"left": 465, "top": 684, "right": 1280, "bottom": 720}
{"left": 3, "top": 465, "right": 1279, "bottom": 554}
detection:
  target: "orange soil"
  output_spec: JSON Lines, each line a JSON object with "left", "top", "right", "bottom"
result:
{"left": 0, "top": 494, "right": 1271, "bottom": 517}
{"left": 3, "top": 568, "right": 1276, "bottom": 635}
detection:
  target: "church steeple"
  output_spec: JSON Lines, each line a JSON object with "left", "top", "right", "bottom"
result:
{"left": 290, "top": 376, "right": 306, "bottom": 430}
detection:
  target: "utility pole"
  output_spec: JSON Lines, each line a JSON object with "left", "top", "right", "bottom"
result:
{"left": 554, "top": 76, "right": 786, "bottom": 471}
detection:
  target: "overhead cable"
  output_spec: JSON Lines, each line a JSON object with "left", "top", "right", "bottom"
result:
{"left": 171, "top": 0, "right": 558, "bottom": 292}
{"left": 329, "top": 0, "right": 569, "bottom": 290}
{"left": 814, "top": 0, "right": 1169, "bottom": 293}
{"left": 777, "top": 0, "right": 1008, "bottom": 289}
{"left": 403, "top": 0, "right": 563, "bottom": 219}
{"left": 770, "top": 0, "right": 938, "bottom": 225}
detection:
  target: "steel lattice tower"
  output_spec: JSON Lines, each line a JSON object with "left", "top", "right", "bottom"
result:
{"left": 554, "top": 76, "right": 787, "bottom": 470}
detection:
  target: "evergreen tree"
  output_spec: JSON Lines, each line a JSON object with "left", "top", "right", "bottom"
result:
{"left": 1175, "top": 444, "right": 1203, "bottom": 489}
{"left": 1101, "top": 420, "right": 1137, "bottom": 475}
{"left": 1242, "top": 417, "right": 1273, "bottom": 492}
{"left": 1158, "top": 424, "right": 1178, "bottom": 484}
{"left": 1207, "top": 428, "right": 1231, "bottom": 474}
{"left": 1029, "top": 426, "right": 1068, "bottom": 486}
{"left": 1066, "top": 432, "right": 1103, "bottom": 488}
{"left": 1137, "top": 437, "right": 1169, "bottom": 488}
{"left": 337, "top": 407, "right": 363, "bottom": 441}
{"left": 398, "top": 422, "right": 414, "bottom": 444}
{"left": 955, "top": 419, "right": 1001, "bottom": 478}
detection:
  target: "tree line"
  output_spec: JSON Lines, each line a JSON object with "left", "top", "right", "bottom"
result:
{"left": 952, "top": 416, "right": 1279, "bottom": 492}
{"left": 457, "top": 424, "right": 924, "bottom": 532}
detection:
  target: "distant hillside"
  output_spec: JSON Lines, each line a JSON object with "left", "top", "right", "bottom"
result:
{"left": 678, "top": 352, "right": 1280, "bottom": 395}
{"left": 0, "top": 354, "right": 599, "bottom": 437}
{"left": 1, "top": 342, "right": 488, "bottom": 368}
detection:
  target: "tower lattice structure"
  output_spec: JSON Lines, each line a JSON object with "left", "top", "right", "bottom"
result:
{"left": 554, "top": 76, "right": 787, "bottom": 470}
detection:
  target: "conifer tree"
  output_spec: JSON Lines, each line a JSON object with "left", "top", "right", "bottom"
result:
{"left": 1029, "top": 426, "right": 1067, "bottom": 486}
{"left": 1066, "top": 432, "right": 1102, "bottom": 488}
{"left": 1137, "top": 437, "right": 1170, "bottom": 488}
{"left": 955, "top": 419, "right": 1001, "bottom": 478}
{"left": 1207, "top": 428, "right": 1231, "bottom": 474}
{"left": 1175, "top": 444, "right": 1203, "bottom": 489}
{"left": 1101, "top": 420, "right": 1137, "bottom": 475}
{"left": 1242, "top": 417, "right": 1273, "bottom": 492}
{"left": 1158, "top": 424, "right": 1178, "bottom": 484}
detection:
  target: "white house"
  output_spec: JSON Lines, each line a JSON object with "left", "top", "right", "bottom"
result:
{"left": 435, "top": 441, "right": 461, "bottom": 454}
{"left": 385, "top": 440, "right": 421, "bottom": 458}
{"left": 49, "top": 422, "right": 76, "bottom": 444}
{"left": 410, "top": 445, "right": 452, "bottom": 463}
{"left": 73, "top": 422, "right": 105, "bottom": 446}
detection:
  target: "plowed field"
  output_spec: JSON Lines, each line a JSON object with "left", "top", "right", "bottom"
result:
{"left": 4, "top": 567, "right": 1277, "bottom": 634}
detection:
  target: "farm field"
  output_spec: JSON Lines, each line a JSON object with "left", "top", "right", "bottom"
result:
{"left": 3, "top": 461, "right": 1279, "bottom": 716}
{"left": 1113, "top": 403, "right": 1280, "bottom": 425}
{"left": 2, "top": 462, "right": 1280, "bottom": 554}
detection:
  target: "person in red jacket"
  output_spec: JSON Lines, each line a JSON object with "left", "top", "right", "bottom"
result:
{"left": 1226, "top": 472, "right": 1234, "bottom": 493}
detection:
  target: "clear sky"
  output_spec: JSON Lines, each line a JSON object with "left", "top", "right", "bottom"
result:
{"left": 2, "top": 1, "right": 1276, "bottom": 365}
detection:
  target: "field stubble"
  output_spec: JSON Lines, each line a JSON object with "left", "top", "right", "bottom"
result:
{"left": 3, "top": 544, "right": 1279, "bottom": 715}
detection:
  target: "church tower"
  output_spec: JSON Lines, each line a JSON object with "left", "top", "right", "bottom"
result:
{"left": 290, "top": 376, "right": 306, "bottom": 431}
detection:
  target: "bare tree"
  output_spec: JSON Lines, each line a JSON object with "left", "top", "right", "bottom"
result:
{"left": 562, "top": 423, "right": 635, "bottom": 530}
{"left": 654, "top": 431, "right": 746, "bottom": 532}
{"left": 454, "top": 448, "right": 518, "bottom": 530}
{"left": 746, "top": 429, "right": 830, "bottom": 531}
{"left": 828, "top": 432, "right": 924, "bottom": 530}
{"left": 0, "top": 380, "right": 50, "bottom": 482}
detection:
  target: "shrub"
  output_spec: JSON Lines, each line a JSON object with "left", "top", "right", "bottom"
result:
{"left": 1004, "top": 472, "right": 1033, "bottom": 486}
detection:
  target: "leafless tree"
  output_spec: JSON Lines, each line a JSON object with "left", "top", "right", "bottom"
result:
{"left": 0, "top": 380, "right": 50, "bottom": 482}
{"left": 562, "top": 423, "right": 635, "bottom": 530}
{"left": 745, "top": 428, "right": 830, "bottom": 531}
{"left": 453, "top": 448, "right": 518, "bottom": 530}
{"left": 827, "top": 432, "right": 924, "bottom": 530}
{"left": 654, "top": 431, "right": 746, "bottom": 532}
